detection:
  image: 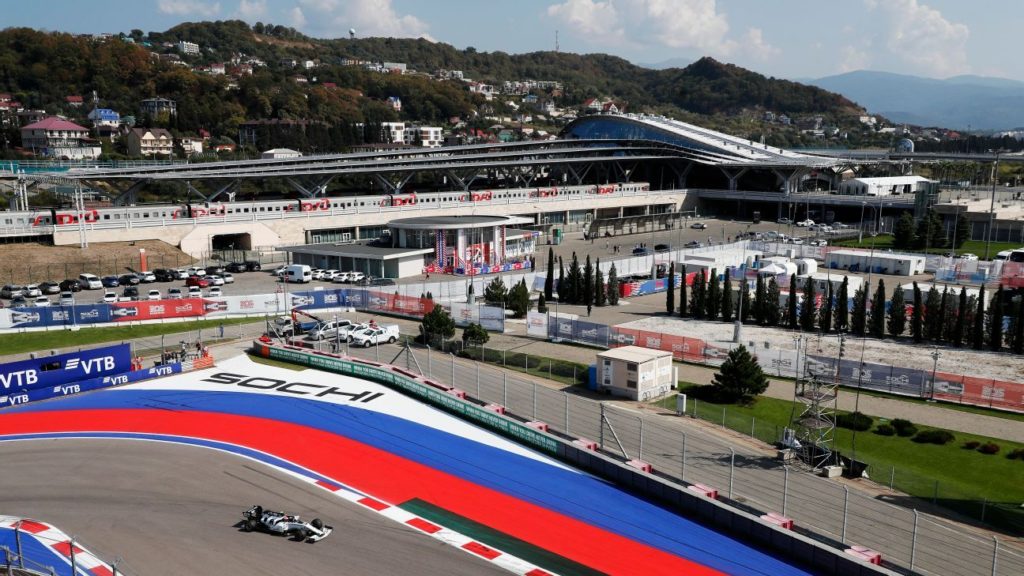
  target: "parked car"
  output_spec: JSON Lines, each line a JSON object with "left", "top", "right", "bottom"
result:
{"left": 32, "top": 295, "right": 50, "bottom": 307}
{"left": 796, "top": 219, "right": 815, "bottom": 227}
{"left": 204, "top": 275, "right": 225, "bottom": 286}
{"left": 654, "top": 243, "right": 670, "bottom": 252}
{"left": 310, "top": 269, "right": 325, "bottom": 281}
{"left": 38, "top": 281, "right": 61, "bottom": 295}
{"left": 78, "top": 273, "right": 103, "bottom": 290}
{"left": 147, "top": 289, "right": 161, "bottom": 300}
{"left": 272, "top": 265, "right": 288, "bottom": 277}
{"left": 684, "top": 240, "right": 703, "bottom": 248}
{"left": 136, "top": 270, "right": 156, "bottom": 283}
{"left": 221, "top": 273, "right": 235, "bottom": 284}
{"left": 102, "top": 291, "right": 117, "bottom": 304}
{"left": 358, "top": 277, "right": 395, "bottom": 287}
{"left": 208, "top": 286, "right": 223, "bottom": 298}
{"left": 0, "top": 285, "right": 25, "bottom": 299}
{"left": 307, "top": 319, "right": 358, "bottom": 341}
{"left": 153, "top": 269, "right": 177, "bottom": 282}
{"left": 777, "top": 217, "right": 792, "bottom": 225}
{"left": 167, "top": 287, "right": 183, "bottom": 299}
{"left": 186, "top": 276, "right": 210, "bottom": 288}
{"left": 101, "top": 275, "right": 120, "bottom": 288}
{"left": 226, "top": 262, "right": 249, "bottom": 273}
{"left": 810, "top": 239, "right": 828, "bottom": 247}
{"left": 186, "top": 266, "right": 207, "bottom": 277}
{"left": 332, "top": 273, "right": 352, "bottom": 284}
{"left": 351, "top": 325, "right": 400, "bottom": 347}
{"left": 244, "top": 260, "right": 262, "bottom": 272}
{"left": 960, "top": 253, "right": 979, "bottom": 261}
{"left": 690, "top": 222, "right": 707, "bottom": 229}
{"left": 347, "top": 272, "right": 365, "bottom": 283}
{"left": 118, "top": 274, "right": 141, "bottom": 286}
{"left": 122, "top": 286, "right": 140, "bottom": 300}
{"left": 175, "top": 269, "right": 191, "bottom": 280}
{"left": 59, "top": 291, "right": 75, "bottom": 306}
{"left": 10, "top": 295, "right": 29, "bottom": 307}
{"left": 321, "top": 269, "right": 340, "bottom": 281}
{"left": 631, "top": 247, "right": 650, "bottom": 256}
{"left": 187, "top": 286, "right": 202, "bottom": 298}
{"left": 206, "top": 265, "right": 226, "bottom": 276}
{"left": 58, "top": 279, "right": 82, "bottom": 292}
{"left": 23, "top": 284, "right": 42, "bottom": 298}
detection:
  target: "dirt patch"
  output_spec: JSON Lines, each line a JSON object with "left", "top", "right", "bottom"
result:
{"left": 0, "top": 240, "right": 196, "bottom": 284}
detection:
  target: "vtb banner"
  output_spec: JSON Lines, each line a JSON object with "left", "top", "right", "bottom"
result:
{"left": 0, "top": 343, "right": 131, "bottom": 394}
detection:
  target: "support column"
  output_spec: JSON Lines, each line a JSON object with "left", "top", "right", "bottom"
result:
{"left": 456, "top": 228, "right": 467, "bottom": 271}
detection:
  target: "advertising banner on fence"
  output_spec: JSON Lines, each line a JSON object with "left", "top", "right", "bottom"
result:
{"left": 0, "top": 360, "right": 183, "bottom": 408}
{"left": 448, "top": 302, "right": 479, "bottom": 327}
{"left": 526, "top": 312, "right": 548, "bottom": 338}
{"left": 479, "top": 305, "right": 505, "bottom": 332}
{"left": 110, "top": 299, "right": 208, "bottom": 322}
{"left": 0, "top": 343, "right": 131, "bottom": 393}
{"left": 572, "top": 320, "right": 610, "bottom": 347}
{"left": 619, "top": 274, "right": 682, "bottom": 298}
{"left": 0, "top": 304, "right": 115, "bottom": 330}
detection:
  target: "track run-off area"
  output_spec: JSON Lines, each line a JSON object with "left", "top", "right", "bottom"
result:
{"left": 0, "top": 355, "right": 813, "bottom": 576}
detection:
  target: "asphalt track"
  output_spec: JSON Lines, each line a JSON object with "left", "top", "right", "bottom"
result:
{"left": 0, "top": 439, "right": 506, "bottom": 576}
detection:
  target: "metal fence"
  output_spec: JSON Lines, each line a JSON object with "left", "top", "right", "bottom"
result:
{"left": 330, "top": 339, "right": 1024, "bottom": 576}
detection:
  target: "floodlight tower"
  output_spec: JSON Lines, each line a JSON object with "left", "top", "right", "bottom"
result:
{"left": 793, "top": 363, "right": 837, "bottom": 471}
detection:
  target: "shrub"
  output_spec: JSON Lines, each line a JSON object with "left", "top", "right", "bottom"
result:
{"left": 892, "top": 418, "right": 918, "bottom": 437}
{"left": 1007, "top": 448, "right": 1024, "bottom": 460}
{"left": 836, "top": 411, "right": 874, "bottom": 431}
{"left": 912, "top": 430, "right": 955, "bottom": 445}
{"left": 963, "top": 440, "right": 981, "bottom": 450}
{"left": 874, "top": 424, "right": 895, "bottom": 436}
{"left": 977, "top": 442, "right": 1001, "bottom": 455}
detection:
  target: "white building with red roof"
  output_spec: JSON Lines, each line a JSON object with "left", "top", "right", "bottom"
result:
{"left": 20, "top": 116, "right": 100, "bottom": 159}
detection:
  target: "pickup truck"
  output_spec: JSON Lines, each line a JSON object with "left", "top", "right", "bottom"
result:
{"left": 273, "top": 316, "right": 319, "bottom": 337}
{"left": 307, "top": 318, "right": 359, "bottom": 340}
{"left": 350, "top": 325, "right": 400, "bottom": 347}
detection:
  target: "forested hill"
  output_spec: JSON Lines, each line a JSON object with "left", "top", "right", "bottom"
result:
{"left": 0, "top": 20, "right": 866, "bottom": 146}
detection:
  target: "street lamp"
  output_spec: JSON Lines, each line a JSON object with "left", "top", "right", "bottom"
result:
{"left": 984, "top": 151, "right": 1001, "bottom": 260}
{"left": 929, "top": 348, "right": 942, "bottom": 401}
{"left": 792, "top": 334, "right": 804, "bottom": 379}
{"left": 858, "top": 201, "right": 867, "bottom": 243}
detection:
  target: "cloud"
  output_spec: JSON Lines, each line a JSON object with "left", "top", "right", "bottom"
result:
{"left": 287, "top": 6, "right": 307, "bottom": 28}
{"left": 298, "top": 0, "right": 431, "bottom": 39}
{"left": 743, "top": 27, "right": 779, "bottom": 61}
{"left": 157, "top": 0, "right": 221, "bottom": 17}
{"left": 547, "top": 0, "right": 734, "bottom": 55}
{"left": 865, "top": 0, "right": 969, "bottom": 77}
{"left": 839, "top": 44, "right": 871, "bottom": 72}
{"left": 235, "top": 0, "right": 267, "bottom": 20}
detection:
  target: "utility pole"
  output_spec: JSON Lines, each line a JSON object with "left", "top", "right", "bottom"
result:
{"left": 984, "top": 152, "right": 1000, "bottom": 260}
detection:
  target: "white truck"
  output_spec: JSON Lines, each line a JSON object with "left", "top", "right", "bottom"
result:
{"left": 350, "top": 324, "right": 400, "bottom": 347}
{"left": 285, "top": 264, "right": 312, "bottom": 283}
{"left": 307, "top": 318, "right": 359, "bottom": 340}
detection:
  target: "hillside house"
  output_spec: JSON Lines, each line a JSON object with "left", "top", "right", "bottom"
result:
{"left": 126, "top": 127, "right": 174, "bottom": 157}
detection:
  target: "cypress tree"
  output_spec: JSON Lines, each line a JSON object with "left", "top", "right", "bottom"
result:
{"left": 606, "top": 264, "right": 619, "bottom": 305}
{"left": 1012, "top": 298, "right": 1024, "bottom": 354}
{"left": 666, "top": 262, "right": 676, "bottom": 314}
{"left": 869, "top": 279, "right": 887, "bottom": 338}
{"left": 544, "top": 247, "right": 554, "bottom": 301}
{"left": 679, "top": 265, "right": 688, "bottom": 317}
{"left": 740, "top": 277, "right": 751, "bottom": 323}
{"left": 766, "top": 278, "right": 782, "bottom": 326}
{"left": 799, "top": 276, "right": 816, "bottom": 331}
{"left": 941, "top": 287, "right": 957, "bottom": 343}
{"left": 753, "top": 274, "right": 766, "bottom": 325}
{"left": 888, "top": 284, "right": 906, "bottom": 337}
{"left": 706, "top": 268, "right": 721, "bottom": 320}
{"left": 786, "top": 273, "right": 799, "bottom": 329}
{"left": 936, "top": 287, "right": 949, "bottom": 343}
{"left": 595, "top": 259, "right": 606, "bottom": 307}
{"left": 583, "top": 255, "right": 594, "bottom": 310}
{"left": 924, "top": 286, "right": 942, "bottom": 341}
{"left": 911, "top": 281, "right": 923, "bottom": 343}
{"left": 691, "top": 270, "right": 706, "bottom": 319}
{"left": 851, "top": 283, "right": 868, "bottom": 336}
{"left": 988, "top": 284, "right": 1004, "bottom": 351}
{"left": 721, "top": 268, "right": 734, "bottom": 322}
{"left": 834, "top": 276, "right": 849, "bottom": 332}
{"left": 973, "top": 284, "right": 985, "bottom": 350}
{"left": 952, "top": 287, "right": 967, "bottom": 347}
{"left": 819, "top": 282, "right": 833, "bottom": 333}
{"left": 558, "top": 257, "right": 565, "bottom": 302}
{"left": 564, "top": 252, "right": 581, "bottom": 304}
{"left": 537, "top": 293, "right": 547, "bottom": 313}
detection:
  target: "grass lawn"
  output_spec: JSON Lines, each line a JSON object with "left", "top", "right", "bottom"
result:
{"left": 833, "top": 234, "right": 1020, "bottom": 257}
{"left": 0, "top": 317, "right": 265, "bottom": 356}
{"left": 659, "top": 384, "right": 1024, "bottom": 533}
{"left": 459, "top": 345, "right": 588, "bottom": 386}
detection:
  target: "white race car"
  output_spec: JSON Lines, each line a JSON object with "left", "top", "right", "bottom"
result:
{"left": 241, "top": 505, "right": 333, "bottom": 543}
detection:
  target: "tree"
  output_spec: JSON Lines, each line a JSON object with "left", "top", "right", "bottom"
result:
{"left": 973, "top": 284, "right": 986, "bottom": 350}
{"left": 690, "top": 270, "right": 706, "bottom": 319}
{"left": 952, "top": 287, "right": 967, "bottom": 347}
{"left": 911, "top": 281, "right": 923, "bottom": 343}
{"left": 557, "top": 256, "right": 565, "bottom": 301}
{"left": 462, "top": 322, "right": 489, "bottom": 347}
{"left": 924, "top": 286, "right": 942, "bottom": 341}
{"left": 834, "top": 276, "right": 849, "bottom": 332}
{"left": 887, "top": 284, "right": 906, "bottom": 337}
{"left": 706, "top": 268, "right": 721, "bottom": 320}
{"left": 892, "top": 212, "right": 916, "bottom": 249}
{"left": 952, "top": 212, "right": 970, "bottom": 249}
{"left": 1011, "top": 297, "right": 1024, "bottom": 354}
{"left": 679, "top": 265, "right": 688, "bottom": 317}
{"left": 420, "top": 305, "right": 455, "bottom": 348}
{"left": 484, "top": 276, "right": 507, "bottom": 306}
{"left": 799, "top": 276, "right": 816, "bottom": 331}
{"left": 721, "top": 268, "right": 734, "bottom": 322}
{"left": 666, "top": 262, "right": 676, "bottom": 314}
{"left": 507, "top": 279, "right": 531, "bottom": 318}
{"left": 711, "top": 345, "right": 769, "bottom": 403}
{"left": 606, "top": 264, "right": 620, "bottom": 305}
{"left": 819, "top": 282, "right": 833, "bottom": 333}
{"left": 753, "top": 274, "right": 766, "bottom": 325}
{"left": 869, "top": 279, "right": 887, "bottom": 338}
{"left": 583, "top": 255, "right": 594, "bottom": 311}
{"left": 595, "top": 260, "right": 606, "bottom": 307}
{"left": 786, "top": 273, "right": 798, "bottom": 329}
{"left": 941, "top": 288, "right": 957, "bottom": 343}
{"left": 544, "top": 247, "right": 554, "bottom": 301}
{"left": 913, "top": 208, "right": 944, "bottom": 250}
{"left": 765, "top": 278, "right": 782, "bottom": 326}
{"left": 563, "top": 253, "right": 581, "bottom": 304}
{"left": 988, "top": 284, "right": 1004, "bottom": 351}
{"left": 537, "top": 293, "right": 547, "bottom": 313}
{"left": 739, "top": 278, "right": 751, "bottom": 324}
{"left": 851, "top": 283, "right": 868, "bottom": 336}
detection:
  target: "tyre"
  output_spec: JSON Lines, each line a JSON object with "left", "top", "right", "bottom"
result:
{"left": 388, "top": 336, "right": 396, "bottom": 343}
{"left": 311, "top": 518, "right": 323, "bottom": 530}
{"left": 243, "top": 518, "right": 258, "bottom": 532}
{"left": 346, "top": 335, "right": 353, "bottom": 342}
{"left": 363, "top": 340, "right": 372, "bottom": 348}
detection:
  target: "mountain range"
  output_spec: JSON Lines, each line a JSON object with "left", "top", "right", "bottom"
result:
{"left": 810, "top": 71, "right": 1024, "bottom": 131}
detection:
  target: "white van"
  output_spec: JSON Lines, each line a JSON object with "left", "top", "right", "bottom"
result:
{"left": 78, "top": 273, "right": 102, "bottom": 290}
{"left": 285, "top": 264, "right": 312, "bottom": 283}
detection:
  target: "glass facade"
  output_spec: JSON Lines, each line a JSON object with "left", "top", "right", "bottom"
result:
{"left": 563, "top": 116, "right": 721, "bottom": 154}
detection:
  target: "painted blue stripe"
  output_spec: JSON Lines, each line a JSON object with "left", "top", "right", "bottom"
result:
{"left": 2, "top": 389, "right": 810, "bottom": 576}
{"left": 0, "top": 527, "right": 74, "bottom": 576}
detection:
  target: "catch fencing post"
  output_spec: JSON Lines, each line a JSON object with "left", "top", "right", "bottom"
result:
{"left": 14, "top": 520, "right": 23, "bottom": 568}
{"left": 751, "top": 416, "right": 756, "bottom": 439}
{"left": 722, "top": 407, "right": 727, "bottom": 429}
{"left": 503, "top": 375, "right": 507, "bottom": 407}
{"left": 476, "top": 360, "right": 481, "bottom": 398}
{"left": 565, "top": 393, "right": 570, "bottom": 434}
{"left": 910, "top": 510, "right": 919, "bottom": 573}
{"left": 890, "top": 466, "right": 895, "bottom": 491}
{"left": 991, "top": 536, "right": 999, "bottom": 576}
{"left": 638, "top": 416, "right": 644, "bottom": 461}
{"left": 427, "top": 345, "right": 432, "bottom": 377}
{"left": 532, "top": 382, "right": 537, "bottom": 419}
{"left": 69, "top": 539, "right": 76, "bottom": 575}
{"left": 451, "top": 353, "right": 455, "bottom": 386}
{"left": 841, "top": 486, "right": 849, "bottom": 543}
{"left": 728, "top": 448, "right": 735, "bottom": 498}
{"left": 599, "top": 403, "right": 605, "bottom": 447}
{"left": 681, "top": 432, "right": 687, "bottom": 480}
{"left": 783, "top": 466, "right": 790, "bottom": 516}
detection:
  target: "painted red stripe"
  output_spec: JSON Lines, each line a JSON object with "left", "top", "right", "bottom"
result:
{"left": 358, "top": 497, "right": 390, "bottom": 511}
{"left": 462, "top": 541, "right": 501, "bottom": 560}
{"left": 51, "top": 540, "right": 84, "bottom": 557}
{"left": 0, "top": 410, "right": 724, "bottom": 576}
{"left": 91, "top": 567, "right": 114, "bottom": 576}
{"left": 525, "top": 569, "right": 552, "bottom": 576}
{"left": 406, "top": 517, "right": 442, "bottom": 534}
{"left": 315, "top": 479, "right": 341, "bottom": 491}
{"left": 11, "top": 519, "right": 49, "bottom": 534}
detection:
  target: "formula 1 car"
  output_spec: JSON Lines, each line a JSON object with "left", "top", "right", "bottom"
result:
{"left": 241, "top": 505, "right": 333, "bottom": 542}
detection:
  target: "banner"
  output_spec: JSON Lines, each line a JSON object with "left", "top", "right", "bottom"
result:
{"left": 448, "top": 302, "right": 479, "bottom": 327}
{"left": 479, "top": 305, "right": 505, "bottom": 332}
{"left": 0, "top": 343, "right": 131, "bottom": 393}
{"left": 619, "top": 274, "right": 681, "bottom": 298}
{"left": 110, "top": 299, "right": 207, "bottom": 322}
{"left": 526, "top": 312, "right": 548, "bottom": 338}
{"left": 572, "top": 319, "right": 609, "bottom": 347}
{"left": 0, "top": 360, "right": 182, "bottom": 408}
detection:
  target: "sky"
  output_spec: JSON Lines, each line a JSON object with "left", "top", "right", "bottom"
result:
{"left": 7, "top": 0, "right": 1024, "bottom": 81}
